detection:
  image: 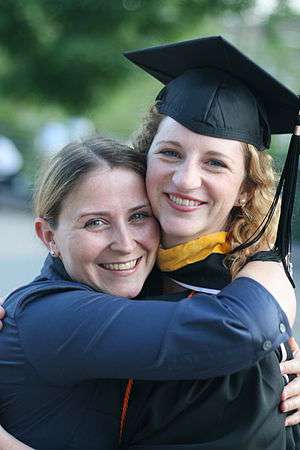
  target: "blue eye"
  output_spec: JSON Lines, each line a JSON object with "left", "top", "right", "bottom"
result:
{"left": 130, "top": 212, "right": 150, "bottom": 223}
{"left": 85, "top": 219, "right": 105, "bottom": 229}
{"left": 207, "top": 159, "right": 226, "bottom": 168}
{"left": 159, "top": 149, "right": 181, "bottom": 158}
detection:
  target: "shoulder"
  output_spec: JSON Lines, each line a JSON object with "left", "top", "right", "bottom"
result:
{"left": 236, "top": 261, "right": 296, "bottom": 326}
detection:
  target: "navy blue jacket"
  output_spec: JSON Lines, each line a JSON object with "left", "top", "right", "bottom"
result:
{"left": 0, "top": 255, "right": 291, "bottom": 449}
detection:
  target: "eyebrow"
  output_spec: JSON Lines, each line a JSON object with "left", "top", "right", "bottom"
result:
{"left": 77, "top": 203, "right": 150, "bottom": 220}
{"left": 205, "top": 150, "right": 235, "bottom": 162}
{"left": 154, "top": 140, "right": 182, "bottom": 147}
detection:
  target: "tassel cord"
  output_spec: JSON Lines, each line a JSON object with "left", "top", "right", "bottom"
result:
{"left": 231, "top": 133, "right": 300, "bottom": 288}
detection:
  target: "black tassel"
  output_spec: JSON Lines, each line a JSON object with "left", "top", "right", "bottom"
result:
{"left": 232, "top": 115, "right": 300, "bottom": 287}
{"left": 274, "top": 133, "right": 300, "bottom": 286}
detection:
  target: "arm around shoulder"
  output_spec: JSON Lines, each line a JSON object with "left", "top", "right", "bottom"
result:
{"left": 16, "top": 280, "right": 291, "bottom": 382}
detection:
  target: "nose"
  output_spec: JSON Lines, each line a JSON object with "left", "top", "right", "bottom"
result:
{"left": 110, "top": 223, "right": 137, "bottom": 254}
{"left": 172, "top": 160, "right": 202, "bottom": 191}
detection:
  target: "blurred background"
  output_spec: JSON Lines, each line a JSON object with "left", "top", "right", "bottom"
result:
{"left": 0, "top": 0, "right": 300, "bottom": 333}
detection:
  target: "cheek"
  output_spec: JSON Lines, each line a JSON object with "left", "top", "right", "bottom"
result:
{"left": 217, "top": 174, "right": 244, "bottom": 199}
{"left": 146, "top": 165, "right": 156, "bottom": 194}
{"left": 145, "top": 176, "right": 158, "bottom": 212}
{"left": 65, "top": 233, "right": 100, "bottom": 263}
{"left": 139, "top": 221, "right": 160, "bottom": 252}
{"left": 146, "top": 166, "right": 169, "bottom": 214}
{"left": 146, "top": 158, "right": 165, "bottom": 191}
{"left": 61, "top": 243, "right": 83, "bottom": 270}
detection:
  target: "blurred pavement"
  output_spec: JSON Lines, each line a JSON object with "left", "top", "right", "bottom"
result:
{"left": 0, "top": 208, "right": 46, "bottom": 299}
{"left": 1, "top": 207, "right": 300, "bottom": 340}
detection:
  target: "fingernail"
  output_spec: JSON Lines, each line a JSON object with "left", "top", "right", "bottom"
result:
{"left": 280, "top": 402, "right": 287, "bottom": 412}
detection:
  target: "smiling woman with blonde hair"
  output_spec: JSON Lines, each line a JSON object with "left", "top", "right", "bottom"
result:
{"left": 134, "top": 104, "right": 280, "bottom": 277}
{"left": 117, "top": 35, "right": 300, "bottom": 449}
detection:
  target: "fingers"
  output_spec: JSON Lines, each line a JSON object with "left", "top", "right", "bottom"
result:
{"left": 281, "top": 376, "right": 300, "bottom": 401}
{"left": 281, "top": 388, "right": 300, "bottom": 413}
{"left": 285, "top": 410, "right": 300, "bottom": 427}
{"left": 288, "top": 337, "right": 300, "bottom": 355}
{"left": 280, "top": 358, "right": 300, "bottom": 376}
{"left": 281, "top": 339, "right": 300, "bottom": 426}
{"left": 281, "top": 377, "right": 300, "bottom": 426}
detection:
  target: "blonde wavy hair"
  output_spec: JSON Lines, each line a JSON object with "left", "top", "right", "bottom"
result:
{"left": 132, "top": 104, "right": 279, "bottom": 278}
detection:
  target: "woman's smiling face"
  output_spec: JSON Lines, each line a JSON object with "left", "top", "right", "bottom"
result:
{"left": 146, "top": 116, "right": 246, "bottom": 248}
{"left": 48, "top": 166, "right": 160, "bottom": 298}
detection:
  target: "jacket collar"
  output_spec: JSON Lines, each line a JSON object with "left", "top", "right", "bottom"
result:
{"left": 38, "top": 254, "right": 73, "bottom": 283}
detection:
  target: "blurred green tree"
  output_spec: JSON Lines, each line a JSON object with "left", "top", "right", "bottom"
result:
{"left": 0, "top": 0, "right": 255, "bottom": 113}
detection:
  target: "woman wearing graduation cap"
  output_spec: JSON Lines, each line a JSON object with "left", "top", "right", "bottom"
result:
{"left": 117, "top": 36, "right": 300, "bottom": 449}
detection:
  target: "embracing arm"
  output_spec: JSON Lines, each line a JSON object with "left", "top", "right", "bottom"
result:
{"left": 13, "top": 270, "right": 291, "bottom": 383}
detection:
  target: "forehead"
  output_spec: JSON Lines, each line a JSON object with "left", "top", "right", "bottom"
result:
{"left": 61, "top": 167, "right": 147, "bottom": 217}
{"left": 153, "top": 116, "right": 245, "bottom": 157}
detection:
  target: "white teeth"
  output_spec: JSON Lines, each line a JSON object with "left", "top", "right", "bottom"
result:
{"left": 169, "top": 194, "right": 202, "bottom": 207}
{"left": 101, "top": 258, "right": 139, "bottom": 271}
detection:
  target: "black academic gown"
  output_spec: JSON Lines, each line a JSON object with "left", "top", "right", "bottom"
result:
{"left": 121, "top": 253, "right": 300, "bottom": 450}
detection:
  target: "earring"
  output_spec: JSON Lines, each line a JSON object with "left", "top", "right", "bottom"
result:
{"left": 240, "top": 199, "right": 247, "bottom": 207}
{"left": 49, "top": 242, "right": 56, "bottom": 257}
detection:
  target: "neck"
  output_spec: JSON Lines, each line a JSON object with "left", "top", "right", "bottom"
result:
{"left": 161, "top": 234, "right": 196, "bottom": 249}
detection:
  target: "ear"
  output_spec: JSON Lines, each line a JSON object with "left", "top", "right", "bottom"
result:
{"left": 235, "top": 195, "right": 248, "bottom": 207}
{"left": 34, "top": 218, "right": 59, "bottom": 256}
{"left": 234, "top": 180, "right": 251, "bottom": 207}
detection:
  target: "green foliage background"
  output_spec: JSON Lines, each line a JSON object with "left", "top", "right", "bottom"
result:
{"left": 0, "top": 0, "right": 255, "bottom": 111}
{"left": 0, "top": 0, "right": 300, "bottom": 237}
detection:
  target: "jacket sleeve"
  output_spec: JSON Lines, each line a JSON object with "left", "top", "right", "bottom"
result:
{"left": 16, "top": 277, "right": 291, "bottom": 384}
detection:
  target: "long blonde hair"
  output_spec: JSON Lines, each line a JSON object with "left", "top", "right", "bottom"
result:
{"left": 225, "top": 143, "right": 278, "bottom": 276}
{"left": 132, "top": 104, "right": 279, "bottom": 278}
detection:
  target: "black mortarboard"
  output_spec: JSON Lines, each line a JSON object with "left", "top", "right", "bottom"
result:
{"left": 124, "top": 36, "right": 300, "bottom": 285}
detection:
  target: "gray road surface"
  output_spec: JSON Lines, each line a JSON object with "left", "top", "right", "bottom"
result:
{"left": 1, "top": 207, "right": 300, "bottom": 339}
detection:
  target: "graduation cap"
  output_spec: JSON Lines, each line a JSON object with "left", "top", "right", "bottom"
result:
{"left": 124, "top": 36, "right": 300, "bottom": 285}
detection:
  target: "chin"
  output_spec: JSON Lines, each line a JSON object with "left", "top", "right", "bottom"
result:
{"left": 119, "top": 288, "right": 141, "bottom": 299}
{"left": 108, "top": 282, "right": 142, "bottom": 299}
{"left": 163, "top": 220, "right": 202, "bottom": 238}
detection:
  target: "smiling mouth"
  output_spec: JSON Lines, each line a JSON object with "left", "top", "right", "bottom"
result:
{"left": 99, "top": 257, "right": 141, "bottom": 271}
{"left": 168, "top": 194, "right": 206, "bottom": 207}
